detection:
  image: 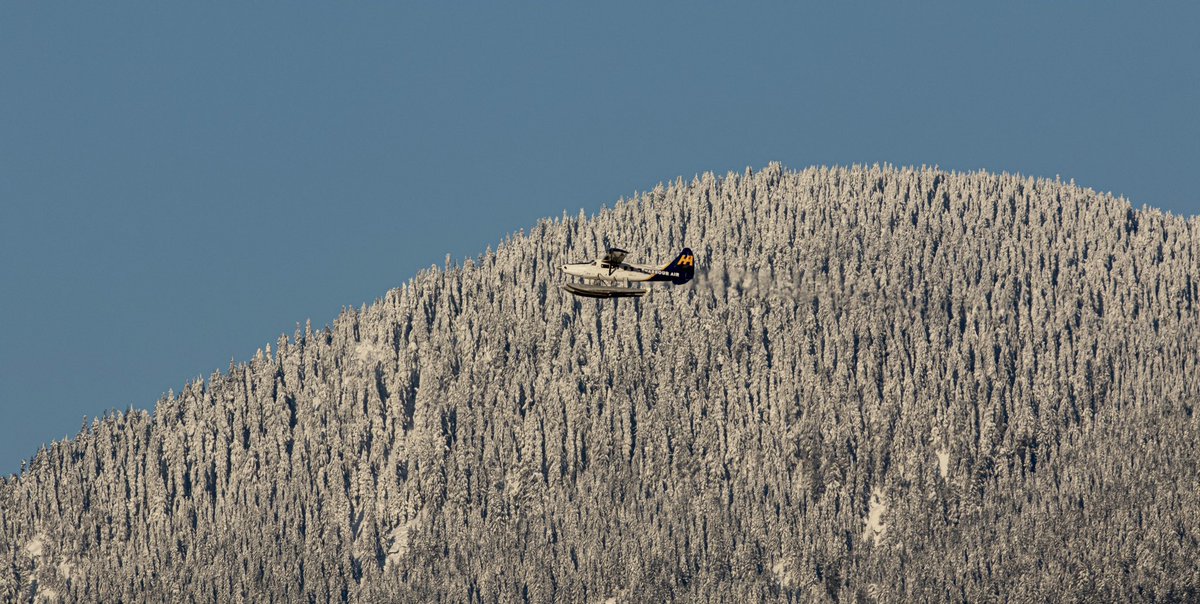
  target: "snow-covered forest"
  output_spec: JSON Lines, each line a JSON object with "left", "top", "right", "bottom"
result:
{"left": 2, "top": 164, "right": 1199, "bottom": 602}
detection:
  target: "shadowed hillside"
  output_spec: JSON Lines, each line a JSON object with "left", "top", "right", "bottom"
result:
{"left": 3, "top": 164, "right": 1199, "bottom": 602}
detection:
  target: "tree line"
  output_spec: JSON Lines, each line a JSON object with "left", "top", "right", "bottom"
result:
{"left": 2, "top": 164, "right": 1198, "bottom": 601}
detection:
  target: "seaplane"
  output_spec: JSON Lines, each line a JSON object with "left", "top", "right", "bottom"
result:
{"left": 560, "top": 247, "right": 695, "bottom": 298}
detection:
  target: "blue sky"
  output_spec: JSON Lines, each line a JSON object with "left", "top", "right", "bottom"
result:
{"left": 1, "top": 4, "right": 1197, "bottom": 474}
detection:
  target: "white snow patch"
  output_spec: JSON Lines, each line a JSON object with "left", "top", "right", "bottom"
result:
{"left": 57, "top": 559, "right": 75, "bottom": 581}
{"left": 862, "top": 489, "right": 887, "bottom": 544}
{"left": 384, "top": 516, "right": 420, "bottom": 570}
{"left": 24, "top": 533, "right": 46, "bottom": 558}
{"left": 772, "top": 560, "right": 796, "bottom": 588}
{"left": 936, "top": 449, "right": 949, "bottom": 478}
{"left": 354, "top": 340, "right": 387, "bottom": 365}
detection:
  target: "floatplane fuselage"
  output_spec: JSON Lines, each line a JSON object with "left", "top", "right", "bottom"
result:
{"left": 560, "top": 247, "right": 694, "bottom": 298}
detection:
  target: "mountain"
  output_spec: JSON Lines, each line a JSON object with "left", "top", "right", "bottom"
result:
{"left": 3, "top": 164, "right": 1198, "bottom": 602}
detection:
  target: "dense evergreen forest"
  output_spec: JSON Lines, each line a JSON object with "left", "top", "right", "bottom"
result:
{"left": 3, "top": 164, "right": 1199, "bottom": 602}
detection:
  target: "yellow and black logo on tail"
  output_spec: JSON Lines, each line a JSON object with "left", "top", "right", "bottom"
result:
{"left": 657, "top": 248, "right": 695, "bottom": 284}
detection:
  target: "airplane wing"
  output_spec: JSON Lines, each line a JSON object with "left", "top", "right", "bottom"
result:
{"left": 601, "top": 247, "right": 628, "bottom": 266}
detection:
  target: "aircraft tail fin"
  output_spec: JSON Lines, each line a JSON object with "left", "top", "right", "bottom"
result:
{"left": 661, "top": 247, "right": 695, "bottom": 284}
